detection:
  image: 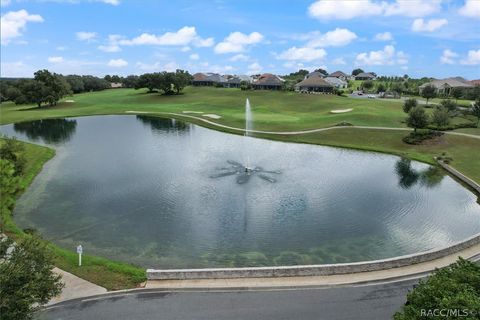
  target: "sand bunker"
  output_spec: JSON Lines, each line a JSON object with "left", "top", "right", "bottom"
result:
{"left": 182, "top": 111, "right": 204, "bottom": 114}
{"left": 202, "top": 114, "right": 222, "bottom": 119}
{"left": 64, "top": 100, "right": 75, "bottom": 103}
{"left": 330, "top": 108, "right": 353, "bottom": 114}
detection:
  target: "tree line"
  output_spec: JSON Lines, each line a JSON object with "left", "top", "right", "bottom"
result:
{"left": 0, "top": 69, "right": 193, "bottom": 107}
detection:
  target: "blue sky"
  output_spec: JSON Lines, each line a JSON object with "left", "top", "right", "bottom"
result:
{"left": 1, "top": 0, "right": 479, "bottom": 79}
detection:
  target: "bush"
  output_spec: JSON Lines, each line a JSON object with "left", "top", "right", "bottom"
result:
{"left": 431, "top": 106, "right": 450, "bottom": 128}
{"left": 402, "top": 129, "right": 443, "bottom": 145}
{"left": 439, "top": 99, "right": 457, "bottom": 111}
{"left": 403, "top": 98, "right": 418, "bottom": 113}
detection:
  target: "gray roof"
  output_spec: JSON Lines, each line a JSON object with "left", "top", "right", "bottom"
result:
{"left": 295, "top": 77, "right": 334, "bottom": 88}
{"left": 306, "top": 71, "right": 324, "bottom": 78}
{"left": 192, "top": 73, "right": 227, "bottom": 82}
{"left": 254, "top": 74, "right": 285, "bottom": 86}
{"left": 324, "top": 77, "right": 347, "bottom": 86}
{"left": 419, "top": 78, "right": 474, "bottom": 89}
{"left": 328, "top": 71, "right": 347, "bottom": 78}
{"left": 355, "top": 72, "right": 375, "bottom": 78}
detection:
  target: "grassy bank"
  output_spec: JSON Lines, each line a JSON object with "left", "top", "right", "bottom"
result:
{"left": 0, "top": 138, "right": 146, "bottom": 290}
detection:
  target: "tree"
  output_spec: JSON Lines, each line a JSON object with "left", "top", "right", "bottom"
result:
{"left": 421, "top": 84, "right": 436, "bottom": 105}
{"left": 122, "top": 75, "right": 139, "bottom": 88}
{"left": 240, "top": 80, "right": 251, "bottom": 91}
{"left": 403, "top": 98, "right": 418, "bottom": 113}
{"left": 472, "top": 98, "right": 480, "bottom": 126}
{"left": 171, "top": 69, "right": 192, "bottom": 94}
{"left": 156, "top": 72, "right": 174, "bottom": 94}
{"left": 0, "top": 136, "right": 26, "bottom": 175}
{"left": 0, "top": 159, "right": 20, "bottom": 227}
{"left": 65, "top": 75, "right": 85, "bottom": 93}
{"left": 407, "top": 106, "right": 428, "bottom": 133}
{"left": 394, "top": 258, "right": 480, "bottom": 320}
{"left": 440, "top": 99, "right": 457, "bottom": 112}
{"left": 314, "top": 68, "right": 328, "bottom": 76}
{"left": 451, "top": 87, "right": 463, "bottom": 102}
{"left": 351, "top": 68, "right": 364, "bottom": 76}
{"left": 361, "top": 80, "right": 374, "bottom": 91}
{"left": 391, "top": 83, "right": 403, "bottom": 98}
{"left": 0, "top": 236, "right": 64, "bottom": 320}
{"left": 34, "top": 70, "right": 72, "bottom": 106}
{"left": 376, "top": 83, "right": 386, "bottom": 93}
{"left": 431, "top": 106, "right": 450, "bottom": 128}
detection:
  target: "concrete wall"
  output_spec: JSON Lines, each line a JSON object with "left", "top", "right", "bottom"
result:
{"left": 147, "top": 160, "right": 480, "bottom": 281}
{"left": 147, "top": 233, "right": 480, "bottom": 280}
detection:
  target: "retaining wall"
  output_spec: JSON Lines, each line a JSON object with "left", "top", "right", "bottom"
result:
{"left": 147, "top": 233, "right": 480, "bottom": 280}
{"left": 147, "top": 159, "right": 480, "bottom": 281}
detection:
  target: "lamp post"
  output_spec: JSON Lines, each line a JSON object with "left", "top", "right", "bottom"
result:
{"left": 76, "top": 245, "right": 83, "bottom": 266}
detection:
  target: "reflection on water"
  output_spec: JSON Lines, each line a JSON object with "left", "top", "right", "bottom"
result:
{"left": 0, "top": 115, "right": 479, "bottom": 269}
{"left": 13, "top": 118, "right": 77, "bottom": 144}
{"left": 136, "top": 115, "right": 190, "bottom": 133}
{"left": 395, "top": 159, "right": 444, "bottom": 189}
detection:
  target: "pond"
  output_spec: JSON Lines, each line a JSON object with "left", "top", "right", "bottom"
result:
{"left": 1, "top": 115, "right": 479, "bottom": 268}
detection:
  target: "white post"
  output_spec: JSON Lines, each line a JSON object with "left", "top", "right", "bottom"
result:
{"left": 76, "top": 245, "right": 83, "bottom": 267}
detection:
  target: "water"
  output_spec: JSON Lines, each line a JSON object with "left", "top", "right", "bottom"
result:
{"left": 1, "top": 115, "right": 479, "bottom": 268}
{"left": 245, "top": 98, "right": 252, "bottom": 169}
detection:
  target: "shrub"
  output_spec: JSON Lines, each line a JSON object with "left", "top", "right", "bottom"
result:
{"left": 403, "top": 98, "right": 418, "bottom": 113}
{"left": 402, "top": 129, "right": 442, "bottom": 145}
{"left": 439, "top": 99, "right": 457, "bottom": 111}
{"left": 431, "top": 106, "right": 450, "bottom": 128}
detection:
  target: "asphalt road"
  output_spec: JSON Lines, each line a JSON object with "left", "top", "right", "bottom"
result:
{"left": 39, "top": 278, "right": 418, "bottom": 320}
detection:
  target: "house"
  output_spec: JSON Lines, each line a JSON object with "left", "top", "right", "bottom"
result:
{"left": 469, "top": 79, "right": 480, "bottom": 86}
{"left": 324, "top": 76, "right": 347, "bottom": 89}
{"left": 192, "top": 73, "right": 226, "bottom": 86}
{"left": 110, "top": 82, "right": 123, "bottom": 88}
{"left": 328, "top": 71, "right": 349, "bottom": 82}
{"left": 295, "top": 76, "right": 334, "bottom": 93}
{"left": 354, "top": 72, "right": 376, "bottom": 81}
{"left": 305, "top": 71, "right": 325, "bottom": 79}
{"left": 419, "top": 78, "right": 474, "bottom": 95}
{"left": 252, "top": 73, "right": 285, "bottom": 90}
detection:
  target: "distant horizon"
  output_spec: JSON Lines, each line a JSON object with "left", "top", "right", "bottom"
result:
{"left": 1, "top": 0, "right": 479, "bottom": 79}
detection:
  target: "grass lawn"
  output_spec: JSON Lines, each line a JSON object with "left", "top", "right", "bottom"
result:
{"left": 1, "top": 87, "right": 413, "bottom": 130}
{"left": 0, "top": 139, "right": 146, "bottom": 290}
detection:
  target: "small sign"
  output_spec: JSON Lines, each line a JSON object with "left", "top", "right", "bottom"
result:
{"left": 76, "top": 245, "right": 83, "bottom": 266}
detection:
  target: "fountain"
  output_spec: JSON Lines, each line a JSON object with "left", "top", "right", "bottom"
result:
{"left": 210, "top": 98, "right": 281, "bottom": 184}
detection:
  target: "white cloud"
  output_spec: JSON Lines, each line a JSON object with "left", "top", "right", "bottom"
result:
{"left": 107, "top": 58, "right": 128, "bottom": 67}
{"left": 308, "top": 0, "right": 442, "bottom": 20}
{"left": 76, "top": 31, "right": 97, "bottom": 41}
{"left": 0, "top": 61, "right": 35, "bottom": 77}
{"left": 460, "top": 49, "right": 480, "bottom": 65}
{"left": 247, "top": 62, "right": 262, "bottom": 74}
{"left": 100, "top": 0, "right": 120, "bottom": 5}
{"left": 305, "top": 28, "right": 357, "bottom": 47}
{"left": 229, "top": 54, "right": 250, "bottom": 61}
{"left": 98, "top": 44, "right": 121, "bottom": 52}
{"left": 98, "top": 34, "right": 122, "bottom": 52}
{"left": 440, "top": 49, "right": 458, "bottom": 64}
{"left": 1, "top": 10, "right": 43, "bottom": 45}
{"left": 193, "top": 37, "right": 214, "bottom": 47}
{"left": 48, "top": 56, "right": 64, "bottom": 63}
{"left": 118, "top": 26, "right": 210, "bottom": 47}
{"left": 383, "top": 0, "right": 442, "bottom": 17}
{"left": 355, "top": 45, "right": 407, "bottom": 66}
{"left": 214, "top": 31, "right": 263, "bottom": 54}
{"left": 136, "top": 61, "right": 161, "bottom": 71}
{"left": 1, "top": 0, "right": 11, "bottom": 7}
{"left": 458, "top": 0, "right": 480, "bottom": 19}
{"left": 411, "top": 18, "right": 448, "bottom": 32}
{"left": 181, "top": 46, "right": 191, "bottom": 52}
{"left": 374, "top": 32, "right": 393, "bottom": 41}
{"left": 332, "top": 57, "right": 346, "bottom": 65}
{"left": 163, "top": 61, "right": 179, "bottom": 71}
{"left": 277, "top": 47, "right": 327, "bottom": 62}
{"left": 308, "top": 0, "right": 383, "bottom": 20}
{"left": 189, "top": 53, "right": 199, "bottom": 60}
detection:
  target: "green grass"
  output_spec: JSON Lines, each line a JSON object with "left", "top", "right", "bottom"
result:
{"left": 0, "top": 139, "right": 146, "bottom": 290}
{"left": 0, "top": 87, "right": 411, "bottom": 130}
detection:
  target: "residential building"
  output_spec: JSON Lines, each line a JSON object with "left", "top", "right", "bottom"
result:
{"left": 324, "top": 76, "right": 347, "bottom": 89}
{"left": 328, "top": 71, "right": 349, "bottom": 82}
{"left": 295, "top": 77, "right": 334, "bottom": 93}
{"left": 110, "top": 82, "right": 123, "bottom": 88}
{"left": 419, "top": 77, "right": 474, "bottom": 95}
{"left": 354, "top": 72, "right": 376, "bottom": 81}
{"left": 252, "top": 73, "right": 285, "bottom": 90}
{"left": 305, "top": 71, "right": 325, "bottom": 79}
{"left": 192, "top": 73, "right": 226, "bottom": 86}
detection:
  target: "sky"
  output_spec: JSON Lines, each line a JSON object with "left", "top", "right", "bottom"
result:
{"left": 1, "top": 0, "right": 480, "bottom": 79}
